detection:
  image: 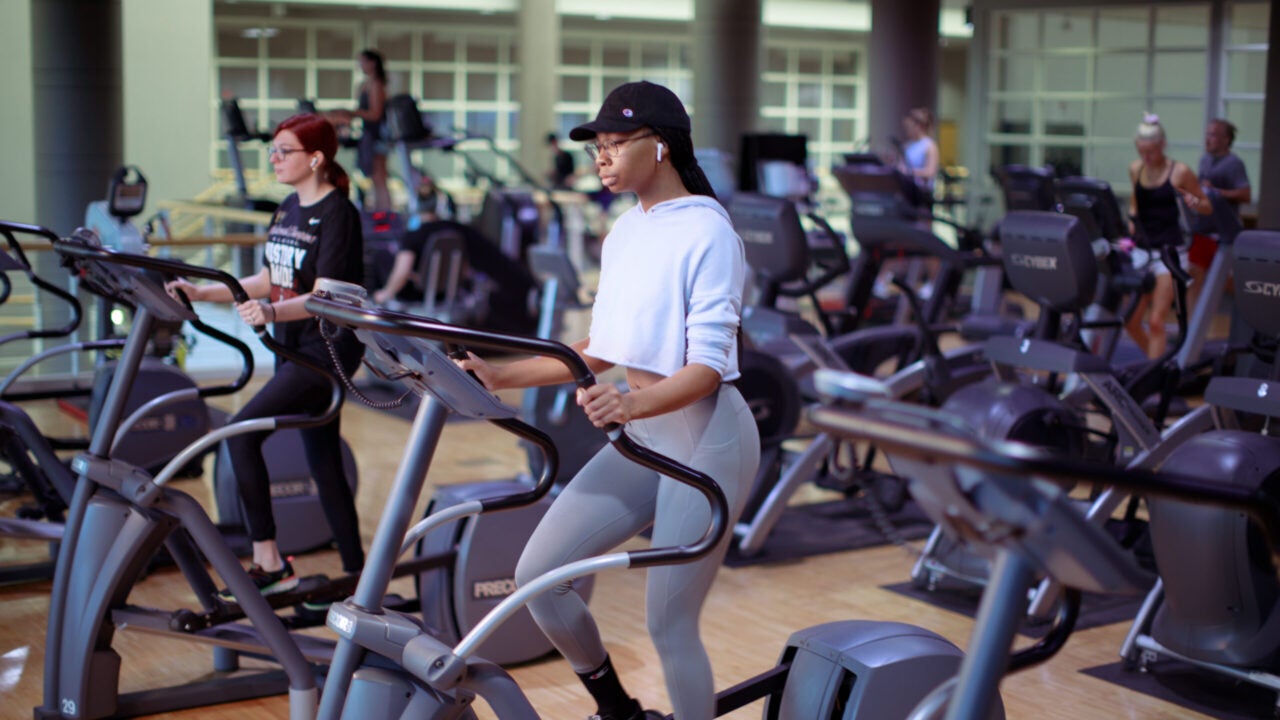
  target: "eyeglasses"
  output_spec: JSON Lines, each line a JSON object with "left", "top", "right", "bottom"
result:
{"left": 584, "top": 132, "right": 656, "bottom": 161}
{"left": 267, "top": 145, "right": 304, "bottom": 160}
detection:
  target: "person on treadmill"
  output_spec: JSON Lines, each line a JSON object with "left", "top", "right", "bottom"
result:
{"left": 458, "top": 81, "right": 761, "bottom": 720}
{"left": 327, "top": 49, "right": 390, "bottom": 212}
{"left": 166, "top": 113, "right": 366, "bottom": 596}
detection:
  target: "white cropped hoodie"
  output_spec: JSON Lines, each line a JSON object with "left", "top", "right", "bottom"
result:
{"left": 585, "top": 195, "right": 745, "bottom": 381}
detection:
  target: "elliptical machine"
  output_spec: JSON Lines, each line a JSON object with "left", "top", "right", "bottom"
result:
{"left": 1119, "top": 229, "right": 1280, "bottom": 714}
{"left": 304, "top": 286, "right": 994, "bottom": 720}
{"left": 807, "top": 369, "right": 1280, "bottom": 720}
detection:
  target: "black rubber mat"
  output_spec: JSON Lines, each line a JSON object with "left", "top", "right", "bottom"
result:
{"left": 1080, "top": 659, "right": 1276, "bottom": 719}
{"left": 879, "top": 580, "right": 1147, "bottom": 640}
{"left": 722, "top": 496, "right": 934, "bottom": 567}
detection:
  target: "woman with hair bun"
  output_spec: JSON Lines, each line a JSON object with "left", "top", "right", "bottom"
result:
{"left": 167, "top": 113, "right": 366, "bottom": 594}
{"left": 1126, "top": 112, "right": 1212, "bottom": 358}
{"left": 458, "top": 81, "right": 760, "bottom": 720}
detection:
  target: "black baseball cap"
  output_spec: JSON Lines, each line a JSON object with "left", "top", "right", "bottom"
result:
{"left": 569, "top": 81, "right": 691, "bottom": 141}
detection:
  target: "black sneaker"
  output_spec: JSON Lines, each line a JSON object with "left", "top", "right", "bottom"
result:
{"left": 219, "top": 560, "right": 299, "bottom": 601}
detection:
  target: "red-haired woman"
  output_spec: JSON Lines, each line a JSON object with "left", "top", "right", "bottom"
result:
{"left": 167, "top": 113, "right": 366, "bottom": 595}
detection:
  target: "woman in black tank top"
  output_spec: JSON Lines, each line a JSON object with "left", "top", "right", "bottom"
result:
{"left": 1125, "top": 114, "right": 1213, "bottom": 359}
{"left": 327, "top": 49, "right": 389, "bottom": 211}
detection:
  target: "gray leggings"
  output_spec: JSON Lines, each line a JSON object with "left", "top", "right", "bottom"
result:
{"left": 515, "top": 383, "right": 759, "bottom": 720}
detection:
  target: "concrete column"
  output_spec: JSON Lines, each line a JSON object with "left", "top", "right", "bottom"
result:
{"left": 868, "top": 0, "right": 940, "bottom": 156}
{"left": 1258, "top": 1, "right": 1280, "bottom": 229}
{"left": 691, "top": 0, "right": 762, "bottom": 155}
{"left": 516, "top": 0, "right": 558, "bottom": 187}
{"left": 32, "top": 0, "right": 123, "bottom": 234}
{"left": 122, "top": 0, "right": 213, "bottom": 216}
{"left": 0, "top": 1, "right": 36, "bottom": 225}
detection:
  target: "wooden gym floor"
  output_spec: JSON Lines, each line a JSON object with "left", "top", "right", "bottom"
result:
{"left": 0, "top": 379, "right": 1233, "bottom": 720}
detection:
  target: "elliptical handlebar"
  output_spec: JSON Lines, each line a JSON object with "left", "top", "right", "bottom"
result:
{"left": 303, "top": 296, "right": 729, "bottom": 569}
{"left": 49, "top": 230, "right": 343, "bottom": 434}
{"left": 0, "top": 222, "right": 85, "bottom": 343}
{"left": 806, "top": 370, "right": 1280, "bottom": 551}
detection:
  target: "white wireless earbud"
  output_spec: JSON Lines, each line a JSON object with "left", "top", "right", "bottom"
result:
{"left": 656, "top": 143, "right": 664, "bottom": 162}
{"left": 310, "top": 158, "right": 319, "bottom": 169}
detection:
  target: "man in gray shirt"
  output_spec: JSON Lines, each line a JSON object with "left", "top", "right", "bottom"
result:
{"left": 1189, "top": 118, "right": 1251, "bottom": 280}
{"left": 1199, "top": 118, "right": 1252, "bottom": 212}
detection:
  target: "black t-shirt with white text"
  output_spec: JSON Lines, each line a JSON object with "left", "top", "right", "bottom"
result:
{"left": 265, "top": 191, "right": 364, "bottom": 362}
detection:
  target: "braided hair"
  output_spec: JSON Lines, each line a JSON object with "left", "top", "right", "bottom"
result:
{"left": 653, "top": 126, "right": 717, "bottom": 200}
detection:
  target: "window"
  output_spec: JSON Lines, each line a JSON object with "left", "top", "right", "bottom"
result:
{"left": 758, "top": 40, "right": 868, "bottom": 207}
{"left": 986, "top": 4, "right": 1216, "bottom": 193}
{"left": 555, "top": 31, "right": 693, "bottom": 170}
{"left": 213, "top": 16, "right": 520, "bottom": 189}
{"left": 983, "top": 2, "right": 1269, "bottom": 202}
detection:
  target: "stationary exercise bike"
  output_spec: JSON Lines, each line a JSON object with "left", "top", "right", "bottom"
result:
{"left": 304, "top": 285, "right": 994, "bottom": 720}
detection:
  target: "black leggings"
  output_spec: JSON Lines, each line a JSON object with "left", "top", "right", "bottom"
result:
{"left": 224, "top": 356, "right": 364, "bottom": 573}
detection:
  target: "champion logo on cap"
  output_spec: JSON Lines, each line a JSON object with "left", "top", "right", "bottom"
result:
{"left": 622, "top": 108, "right": 634, "bottom": 117}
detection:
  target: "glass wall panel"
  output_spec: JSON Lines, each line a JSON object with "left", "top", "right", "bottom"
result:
{"left": 797, "top": 49, "right": 822, "bottom": 74}
{"left": 1226, "top": 50, "right": 1268, "bottom": 94}
{"left": 467, "top": 37, "right": 500, "bottom": 64}
{"left": 980, "top": 3, "right": 1240, "bottom": 200}
{"left": 1152, "top": 98, "right": 1206, "bottom": 146}
{"left": 466, "top": 73, "right": 498, "bottom": 101}
{"left": 423, "top": 33, "right": 456, "bottom": 62}
{"left": 640, "top": 43, "right": 667, "bottom": 69}
{"left": 995, "top": 12, "right": 1041, "bottom": 51}
{"left": 560, "top": 75, "right": 589, "bottom": 103}
{"left": 993, "top": 55, "right": 1036, "bottom": 92}
{"left": 989, "top": 100, "right": 1032, "bottom": 135}
{"left": 218, "top": 27, "right": 259, "bottom": 58}
{"left": 1043, "top": 11, "right": 1093, "bottom": 48}
{"left": 1041, "top": 100, "right": 1086, "bottom": 136}
{"left": 268, "top": 68, "right": 306, "bottom": 100}
{"left": 796, "top": 117, "right": 821, "bottom": 143}
{"left": 1096, "top": 53, "right": 1148, "bottom": 93}
{"left": 1093, "top": 99, "right": 1148, "bottom": 139}
{"left": 219, "top": 67, "right": 259, "bottom": 100}
{"left": 1152, "top": 51, "right": 1207, "bottom": 95}
{"left": 374, "top": 28, "right": 412, "bottom": 61}
{"left": 831, "top": 84, "right": 857, "bottom": 110}
{"left": 1098, "top": 7, "right": 1149, "bottom": 49}
{"left": 797, "top": 82, "right": 822, "bottom": 109}
{"left": 832, "top": 50, "right": 857, "bottom": 76}
{"left": 1155, "top": 4, "right": 1211, "bottom": 46}
{"left": 1043, "top": 145, "right": 1084, "bottom": 177}
{"left": 766, "top": 47, "right": 788, "bottom": 73}
{"left": 762, "top": 81, "right": 787, "bottom": 107}
{"left": 465, "top": 111, "right": 498, "bottom": 139}
{"left": 990, "top": 144, "right": 1031, "bottom": 171}
{"left": 1043, "top": 54, "right": 1088, "bottom": 92}
{"left": 423, "top": 72, "right": 453, "bottom": 100}
{"left": 317, "top": 69, "right": 352, "bottom": 100}
{"left": 601, "top": 46, "right": 629, "bottom": 67}
{"left": 1224, "top": 99, "right": 1265, "bottom": 142}
{"left": 561, "top": 38, "right": 591, "bottom": 66}
{"left": 267, "top": 27, "right": 307, "bottom": 59}
{"left": 1227, "top": 2, "right": 1270, "bottom": 44}
{"left": 316, "top": 27, "right": 355, "bottom": 60}
{"left": 1089, "top": 143, "right": 1135, "bottom": 189}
